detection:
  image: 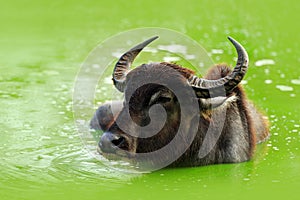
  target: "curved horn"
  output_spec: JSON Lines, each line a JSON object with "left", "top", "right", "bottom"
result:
{"left": 188, "top": 36, "right": 249, "bottom": 98}
{"left": 112, "top": 36, "right": 159, "bottom": 92}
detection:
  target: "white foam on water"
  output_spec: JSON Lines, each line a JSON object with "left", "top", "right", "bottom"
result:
{"left": 163, "top": 56, "right": 181, "bottom": 62}
{"left": 43, "top": 70, "right": 60, "bottom": 76}
{"left": 273, "top": 146, "right": 279, "bottom": 151}
{"left": 211, "top": 49, "right": 224, "bottom": 54}
{"left": 144, "top": 47, "right": 158, "bottom": 53}
{"left": 92, "top": 64, "right": 100, "bottom": 69}
{"left": 112, "top": 51, "right": 123, "bottom": 58}
{"left": 241, "top": 80, "right": 248, "bottom": 85}
{"left": 158, "top": 44, "right": 187, "bottom": 54}
{"left": 255, "top": 59, "right": 275, "bottom": 67}
{"left": 185, "top": 54, "right": 196, "bottom": 60}
{"left": 104, "top": 77, "right": 112, "bottom": 84}
{"left": 291, "top": 79, "right": 300, "bottom": 85}
{"left": 276, "top": 85, "right": 293, "bottom": 91}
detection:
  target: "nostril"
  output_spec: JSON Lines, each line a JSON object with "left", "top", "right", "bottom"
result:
{"left": 111, "top": 136, "right": 125, "bottom": 147}
{"left": 99, "top": 132, "right": 126, "bottom": 153}
{"left": 99, "top": 132, "right": 116, "bottom": 153}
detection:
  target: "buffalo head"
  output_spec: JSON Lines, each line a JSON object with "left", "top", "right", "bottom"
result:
{"left": 90, "top": 36, "right": 268, "bottom": 168}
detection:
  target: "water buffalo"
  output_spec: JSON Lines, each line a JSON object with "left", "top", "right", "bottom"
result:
{"left": 90, "top": 36, "right": 269, "bottom": 168}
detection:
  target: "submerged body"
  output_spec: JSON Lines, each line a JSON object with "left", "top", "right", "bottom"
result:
{"left": 90, "top": 36, "right": 269, "bottom": 168}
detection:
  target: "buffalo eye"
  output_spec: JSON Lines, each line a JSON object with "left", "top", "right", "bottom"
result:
{"left": 148, "top": 91, "right": 172, "bottom": 106}
{"left": 155, "top": 96, "right": 171, "bottom": 104}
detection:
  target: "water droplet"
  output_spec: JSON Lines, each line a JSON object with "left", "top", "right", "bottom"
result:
{"left": 265, "top": 79, "right": 272, "bottom": 84}
{"left": 264, "top": 68, "right": 270, "bottom": 74}
{"left": 270, "top": 52, "right": 277, "bottom": 56}
{"left": 273, "top": 146, "right": 279, "bottom": 151}
{"left": 92, "top": 64, "right": 100, "bottom": 69}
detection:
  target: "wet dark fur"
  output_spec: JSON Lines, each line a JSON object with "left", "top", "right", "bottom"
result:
{"left": 170, "top": 64, "right": 269, "bottom": 167}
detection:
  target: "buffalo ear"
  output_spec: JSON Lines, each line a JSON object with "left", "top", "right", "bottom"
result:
{"left": 199, "top": 96, "right": 230, "bottom": 110}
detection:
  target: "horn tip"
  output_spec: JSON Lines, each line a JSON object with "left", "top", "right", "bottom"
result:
{"left": 227, "top": 36, "right": 236, "bottom": 43}
{"left": 148, "top": 35, "right": 159, "bottom": 42}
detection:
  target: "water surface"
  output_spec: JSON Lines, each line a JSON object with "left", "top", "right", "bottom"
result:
{"left": 1, "top": 1, "right": 300, "bottom": 200}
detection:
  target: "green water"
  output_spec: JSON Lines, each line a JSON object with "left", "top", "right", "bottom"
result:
{"left": 1, "top": 0, "right": 300, "bottom": 199}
